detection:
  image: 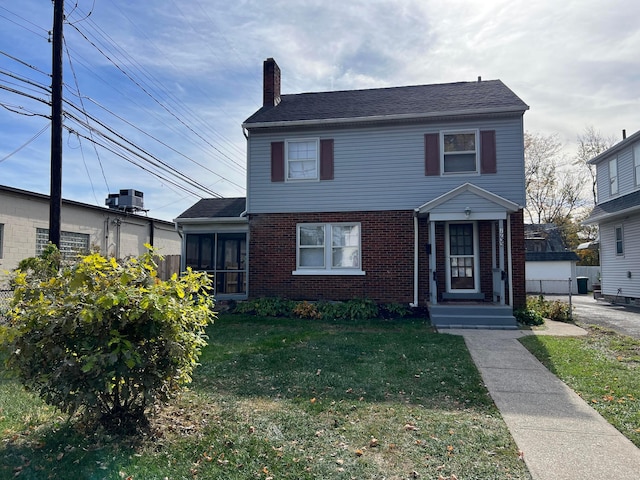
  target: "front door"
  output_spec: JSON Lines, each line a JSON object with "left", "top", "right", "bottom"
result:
{"left": 446, "top": 222, "right": 478, "bottom": 292}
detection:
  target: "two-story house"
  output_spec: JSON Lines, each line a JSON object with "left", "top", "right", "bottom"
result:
{"left": 584, "top": 129, "right": 640, "bottom": 305}
{"left": 176, "top": 58, "right": 529, "bottom": 327}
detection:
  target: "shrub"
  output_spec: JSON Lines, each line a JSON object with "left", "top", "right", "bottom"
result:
{"left": 322, "top": 298, "right": 379, "bottom": 321}
{"left": 514, "top": 307, "right": 544, "bottom": 326}
{"left": 517, "top": 295, "right": 574, "bottom": 325}
{"left": 292, "top": 301, "right": 322, "bottom": 319}
{"left": 233, "top": 297, "right": 295, "bottom": 317}
{"left": 543, "top": 299, "right": 573, "bottom": 323}
{"left": 380, "top": 302, "right": 411, "bottom": 319}
{"left": 2, "top": 245, "right": 215, "bottom": 433}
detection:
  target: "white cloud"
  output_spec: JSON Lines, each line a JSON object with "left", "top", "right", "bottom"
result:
{"left": 1, "top": 0, "right": 639, "bottom": 220}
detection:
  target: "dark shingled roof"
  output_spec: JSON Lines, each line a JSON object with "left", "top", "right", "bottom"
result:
{"left": 584, "top": 190, "right": 640, "bottom": 224}
{"left": 524, "top": 223, "right": 579, "bottom": 262}
{"left": 244, "top": 80, "right": 528, "bottom": 126}
{"left": 176, "top": 197, "right": 246, "bottom": 219}
{"left": 526, "top": 251, "right": 580, "bottom": 262}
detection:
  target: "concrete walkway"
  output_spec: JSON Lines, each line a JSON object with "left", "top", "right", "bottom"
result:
{"left": 446, "top": 321, "right": 640, "bottom": 480}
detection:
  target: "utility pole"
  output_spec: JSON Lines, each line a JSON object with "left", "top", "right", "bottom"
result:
{"left": 49, "top": 0, "right": 64, "bottom": 247}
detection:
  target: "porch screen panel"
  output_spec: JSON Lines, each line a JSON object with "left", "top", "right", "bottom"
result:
{"left": 215, "top": 233, "right": 246, "bottom": 294}
{"left": 186, "top": 233, "right": 247, "bottom": 295}
{"left": 449, "top": 223, "right": 474, "bottom": 289}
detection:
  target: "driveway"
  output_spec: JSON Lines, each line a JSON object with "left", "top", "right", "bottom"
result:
{"left": 543, "top": 294, "right": 640, "bottom": 339}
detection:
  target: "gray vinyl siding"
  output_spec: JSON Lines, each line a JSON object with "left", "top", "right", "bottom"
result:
{"left": 595, "top": 143, "right": 638, "bottom": 204}
{"left": 247, "top": 116, "right": 525, "bottom": 214}
{"left": 599, "top": 217, "right": 640, "bottom": 299}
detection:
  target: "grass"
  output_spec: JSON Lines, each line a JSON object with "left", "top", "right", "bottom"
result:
{"left": 520, "top": 325, "right": 640, "bottom": 447}
{"left": 0, "top": 314, "right": 532, "bottom": 479}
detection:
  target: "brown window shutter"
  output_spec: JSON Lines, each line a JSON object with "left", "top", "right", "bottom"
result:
{"left": 320, "top": 139, "right": 334, "bottom": 180}
{"left": 271, "top": 141, "right": 284, "bottom": 182}
{"left": 424, "top": 133, "right": 440, "bottom": 176}
{"left": 480, "top": 130, "right": 496, "bottom": 174}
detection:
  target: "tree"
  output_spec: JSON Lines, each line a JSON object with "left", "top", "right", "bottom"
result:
{"left": 575, "top": 126, "right": 617, "bottom": 206}
{"left": 2, "top": 245, "right": 215, "bottom": 433}
{"left": 524, "top": 131, "right": 587, "bottom": 225}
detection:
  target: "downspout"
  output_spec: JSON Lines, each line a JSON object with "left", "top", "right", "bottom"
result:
{"left": 174, "top": 221, "right": 184, "bottom": 272}
{"left": 410, "top": 211, "right": 419, "bottom": 307}
{"left": 429, "top": 219, "right": 437, "bottom": 304}
{"left": 104, "top": 217, "right": 109, "bottom": 256}
{"left": 507, "top": 213, "right": 513, "bottom": 308}
{"left": 149, "top": 219, "right": 155, "bottom": 247}
{"left": 113, "top": 218, "right": 121, "bottom": 259}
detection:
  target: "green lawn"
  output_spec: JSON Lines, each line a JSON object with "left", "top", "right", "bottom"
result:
{"left": 520, "top": 325, "right": 640, "bottom": 447}
{"left": 0, "top": 314, "right": 531, "bottom": 479}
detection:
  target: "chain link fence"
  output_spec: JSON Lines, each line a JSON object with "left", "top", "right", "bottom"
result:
{"left": 0, "top": 289, "right": 12, "bottom": 324}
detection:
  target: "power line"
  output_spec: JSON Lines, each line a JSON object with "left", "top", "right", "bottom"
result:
{"left": 0, "top": 123, "right": 50, "bottom": 163}
{"left": 66, "top": 21, "right": 247, "bottom": 176}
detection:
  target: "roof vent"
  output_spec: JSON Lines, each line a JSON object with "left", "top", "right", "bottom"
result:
{"left": 105, "top": 189, "right": 145, "bottom": 213}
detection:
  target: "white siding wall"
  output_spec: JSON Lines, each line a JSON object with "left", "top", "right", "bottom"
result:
{"left": 599, "top": 217, "right": 640, "bottom": 299}
{"left": 247, "top": 116, "right": 525, "bottom": 214}
{"left": 526, "top": 261, "right": 577, "bottom": 294}
{"left": 0, "top": 190, "right": 180, "bottom": 286}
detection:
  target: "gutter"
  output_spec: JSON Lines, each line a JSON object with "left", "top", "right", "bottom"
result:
{"left": 242, "top": 106, "right": 529, "bottom": 130}
{"left": 174, "top": 216, "right": 249, "bottom": 225}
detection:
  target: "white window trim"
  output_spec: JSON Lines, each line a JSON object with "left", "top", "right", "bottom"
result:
{"left": 441, "top": 129, "right": 480, "bottom": 175}
{"left": 615, "top": 225, "right": 624, "bottom": 256}
{"left": 285, "top": 138, "right": 319, "bottom": 182}
{"left": 444, "top": 221, "right": 480, "bottom": 292}
{"left": 293, "top": 222, "right": 365, "bottom": 276}
{"left": 609, "top": 157, "right": 618, "bottom": 196}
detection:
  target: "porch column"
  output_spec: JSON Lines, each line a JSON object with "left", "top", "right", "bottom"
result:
{"left": 507, "top": 213, "right": 513, "bottom": 307}
{"left": 429, "top": 219, "right": 437, "bottom": 304}
{"left": 499, "top": 219, "right": 506, "bottom": 305}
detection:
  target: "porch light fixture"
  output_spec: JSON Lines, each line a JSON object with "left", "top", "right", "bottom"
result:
{"left": 464, "top": 206, "right": 471, "bottom": 219}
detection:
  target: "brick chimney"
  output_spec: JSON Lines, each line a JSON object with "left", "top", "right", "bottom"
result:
{"left": 263, "top": 58, "right": 281, "bottom": 107}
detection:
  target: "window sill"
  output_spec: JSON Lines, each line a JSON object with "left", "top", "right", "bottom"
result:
{"left": 292, "top": 269, "right": 366, "bottom": 276}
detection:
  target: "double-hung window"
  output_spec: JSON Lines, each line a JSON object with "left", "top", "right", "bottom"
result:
{"left": 295, "top": 223, "right": 363, "bottom": 274}
{"left": 287, "top": 139, "right": 318, "bottom": 180}
{"left": 615, "top": 225, "right": 624, "bottom": 256}
{"left": 609, "top": 158, "right": 618, "bottom": 195}
{"left": 442, "top": 131, "right": 478, "bottom": 174}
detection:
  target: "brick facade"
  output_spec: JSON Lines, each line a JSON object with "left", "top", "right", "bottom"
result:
{"left": 249, "top": 210, "right": 415, "bottom": 303}
{"left": 248, "top": 208, "right": 526, "bottom": 308}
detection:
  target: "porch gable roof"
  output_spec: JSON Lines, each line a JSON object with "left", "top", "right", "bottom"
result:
{"left": 416, "top": 183, "right": 521, "bottom": 220}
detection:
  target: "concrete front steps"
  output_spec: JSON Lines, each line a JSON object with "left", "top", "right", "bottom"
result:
{"left": 429, "top": 304, "right": 517, "bottom": 330}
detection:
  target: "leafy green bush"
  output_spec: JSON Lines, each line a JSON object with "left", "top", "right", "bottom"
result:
{"left": 233, "top": 297, "right": 294, "bottom": 317}
{"left": 2, "top": 245, "right": 215, "bottom": 432}
{"left": 321, "top": 298, "right": 379, "bottom": 321}
{"left": 517, "top": 295, "right": 574, "bottom": 325}
{"left": 380, "top": 302, "right": 411, "bottom": 319}
{"left": 514, "top": 307, "right": 544, "bottom": 326}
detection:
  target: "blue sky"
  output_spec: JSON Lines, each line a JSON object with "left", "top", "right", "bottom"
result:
{"left": 1, "top": 0, "right": 639, "bottom": 221}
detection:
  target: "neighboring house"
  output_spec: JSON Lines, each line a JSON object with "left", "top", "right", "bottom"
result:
{"left": 177, "top": 58, "right": 529, "bottom": 327}
{"left": 584, "top": 129, "right": 640, "bottom": 305}
{"left": 525, "top": 223, "right": 580, "bottom": 294}
{"left": 0, "top": 185, "right": 181, "bottom": 287}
